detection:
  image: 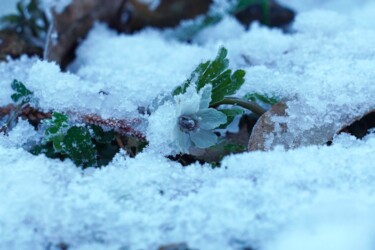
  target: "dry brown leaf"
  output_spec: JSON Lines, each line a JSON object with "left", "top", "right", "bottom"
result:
{"left": 127, "top": 0, "right": 211, "bottom": 32}
{"left": 248, "top": 102, "right": 288, "bottom": 151}
{"left": 337, "top": 109, "right": 375, "bottom": 139}
{"left": 248, "top": 101, "right": 372, "bottom": 151}
{"left": 44, "top": 0, "right": 126, "bottom": 69}
{"left": 0, "top": 30, "right": 42, "bottom": 60}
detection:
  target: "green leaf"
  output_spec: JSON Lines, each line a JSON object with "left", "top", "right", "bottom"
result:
{"left": 45, "top": 112, "right": 68, "bottom": 136}
{"left": 91, "top": 125, "right": 115, "bottom": 144}
{"left": 1, "top": 0, "right": 49, "bottom": 40}
{"left": 27, "top": 0, "right": 39, "bottom": 13}
{"left": 16, "top": 2, "right": 26, "bottom": 18}
{"left": 229, "top": 0, "right": 265, "bottom": 13}
{"left": 211, "top": 69, "right": 246, "bottom": 105}
{"left": 223, "top": 143, "right": 246, "bottom": 153}
{"left": 173, "top": 48, "right": 246, "bottom": 106}
{"left": 43, "top": 112, "right": 69, "bottom": 152}
{"left": 244, "top": 93, "right": 279, "bottom": 105}
{"left": 29, "top": 142, "right": 61, "bottom": 159}
{"left": 40, "top": 114, "right": 98, "bottom": 168}
{"left": 11, "top": 79, "right": 33, "bottom": 104}
{"left": 172, "top": 14, "right": 222, "bottom": 42}
{"left": 0, "top": 14, "right": 22, "bottom": 24}
{"left": 62, "top": 126, "right": 97, "bottom": 168}
{"left": 171, "top": 0, "right": 270, "bottom": 41}
{"left": 218, "top": 108, "right": 245, "bottom": 129}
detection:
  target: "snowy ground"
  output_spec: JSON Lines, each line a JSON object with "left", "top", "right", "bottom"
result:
{"left": 1, "top": 0, "right": 375, "bottom": 249}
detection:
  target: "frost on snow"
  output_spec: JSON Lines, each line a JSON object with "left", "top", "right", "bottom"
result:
{"left": 2, "top": 133, "right": 375, "bottom": 249}
{"left": 2, "top": 0, "right": 375, "bottom": 249}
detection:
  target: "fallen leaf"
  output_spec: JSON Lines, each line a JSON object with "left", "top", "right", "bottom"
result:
{"left": 248, "top": 101, "right": 288, "bottom": 151}
{"left": 44, "top": 0, "right": 126, "bottom": 69}
{"left": 0, "top": 30, "right": 42, "bottom": 60}
{"left": 337, "top": 109, "right": 375, "bottom": 139}
{"left": 126, "top": 0, "right": 211, "bottom": 31}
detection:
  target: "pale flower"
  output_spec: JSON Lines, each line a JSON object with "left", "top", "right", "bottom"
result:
{"left": 173, "top": 84, "right": 227, "bottom": 153}
{"left": 147, "top": 84, "right": 226, "bottom": 155}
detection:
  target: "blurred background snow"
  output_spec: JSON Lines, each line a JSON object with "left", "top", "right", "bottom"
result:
{"left": 0, "top": 0, "right": 16, "bottom": 16}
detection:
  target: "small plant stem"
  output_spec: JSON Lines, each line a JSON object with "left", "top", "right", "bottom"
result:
{"left": 211, "top": 97, "right": 267, "bottom": 116}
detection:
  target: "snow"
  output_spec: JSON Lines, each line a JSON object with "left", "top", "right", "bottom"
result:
{"left": 3, "top": 131, "right": 375, "bottom": 249}
{"left": 137, "top": 0, "right": 161, "bottom": 11}
{"left": 0, "top": 0, "right": 15, "bottom": 17}
{"left": 2, "top": 0, "right": 375, "bottom": 249}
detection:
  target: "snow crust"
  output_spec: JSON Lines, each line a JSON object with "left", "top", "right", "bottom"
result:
{"left": 2, "top": 0, "right": 375, "bottom": 249}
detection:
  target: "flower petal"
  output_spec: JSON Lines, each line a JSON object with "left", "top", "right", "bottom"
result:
{"left": 190, "top": 129, "right": 218, "bottom": 148}
{"left": 196, "top": 108, "right": 227, "bottom": 130}
{"left": 177, "top": 87, "right": 200, "bottom": 115}
{"left": 176, "top": 129, "right": 192, "bottom": 153}
{"left": 199, "top": 84, "right": 212, "bottom": 109}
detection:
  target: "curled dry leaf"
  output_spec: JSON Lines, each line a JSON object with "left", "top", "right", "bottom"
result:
{"left": 44, "top": 0, "right": 126, "bottom": 69}
{"left": 126, "top": 0, "right": 211, "bottom": 32}
{"left": 248, "top": 101, "right": 373, "bottom": 151}
{"left": 127, "top": 0, "right": 294, "bottom": 32}
{"left": 248, "top": 101, "right": 288, "bottom": 151}
{"left": 337, "top": 109, "right": 375, "bottom": 139}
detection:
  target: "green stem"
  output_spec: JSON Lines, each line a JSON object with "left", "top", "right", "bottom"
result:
{"left": 211, "top": 97, "right": 267, "bottom": 116}
{"left": 261, "top": 0, "right": 270, "bottom": 25}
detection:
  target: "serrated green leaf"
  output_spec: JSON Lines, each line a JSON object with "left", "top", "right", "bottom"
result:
{"left": 210, "top": 69, "right": 245, "bottom": 105}
{"left": 0, "top": 14, "right": 22, "bottom": 24}
{"left": 62, "top": 126, "right": 97, "bottom": 168}
{"left": 11, "top": 79, "right": 33, "bottom": 104}
{"left": 27, "top": 0, "right": 39, "bottom": 13}
{"left": 45, "top": 112, "right": 68, "bottom": 136}
{"left": 43, "top": 112, "right": 69, "bottom": 152}
{"left": 218, "top": 108, "right": 245, "bottom": 129}
{"left": 29, "top": 142, "right": 61, "bottom": 158}
{"left": 51, "top": 135, "right": 65, "bottom": 152}
{"left": 2, "top": 0, "right": 49, "bottom": 41}
{"left": 91, "top": 125, "right": 115, "bottom": 144}
{"left": 173, "top": 48, "right": 245, "bottom": 105}
{"left": 172, "top": 84, "right": 188, "bottom": 96}
{"left": 196, "top": 48, "right": 229, "bottom": 90}
{"left": 16, "top": 2, "right": 26, "bottom": 18}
